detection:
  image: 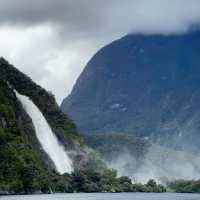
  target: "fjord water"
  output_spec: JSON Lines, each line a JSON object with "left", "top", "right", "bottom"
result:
{"left": 15, "top": 91, "right": 73, "bottom": 174}
{"left": 2, "top": 193, "right": 200, "bottom": 200}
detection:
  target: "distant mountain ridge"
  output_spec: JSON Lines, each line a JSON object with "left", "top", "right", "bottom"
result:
{"left": 61, "top": 31, "right": 200, "bottom": 152}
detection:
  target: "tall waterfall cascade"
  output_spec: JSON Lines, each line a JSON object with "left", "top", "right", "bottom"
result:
{"left": 15, "top": 91, "right": 73, "bottom": 174}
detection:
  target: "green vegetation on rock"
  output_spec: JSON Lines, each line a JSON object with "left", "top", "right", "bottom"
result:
{"left": 168, "top": 180, "right": 200, "bottom": 193}
{"left": 0, "top": 80, "right": 53, "bottom": 193}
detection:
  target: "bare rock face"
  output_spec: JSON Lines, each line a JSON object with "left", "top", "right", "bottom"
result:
{"left": 62, "top": 31, "right": 200, "bottom": 152}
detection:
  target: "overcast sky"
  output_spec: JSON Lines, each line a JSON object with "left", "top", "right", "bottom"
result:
{"left": 0, "top": 0, "right": 200, "bottom": 103}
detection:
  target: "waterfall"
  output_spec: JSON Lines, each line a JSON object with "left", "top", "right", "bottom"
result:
{"left": 15, "top": 91, "right": 73, "bottom": 174}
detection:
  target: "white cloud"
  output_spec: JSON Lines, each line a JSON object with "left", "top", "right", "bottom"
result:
{"left": 0, "top": 25, "right": 113, "bottom": 103}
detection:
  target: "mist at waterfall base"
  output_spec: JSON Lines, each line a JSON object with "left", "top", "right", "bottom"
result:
{"left": 15, "top": 91, "right": 73, "bottom": 174}
{"left": 107, "top": 143, "right": 200, "bottom": 184}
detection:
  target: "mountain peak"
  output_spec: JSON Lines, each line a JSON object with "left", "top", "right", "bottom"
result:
{"left": 61, "top": 32, "right": 200, "bottom": 152}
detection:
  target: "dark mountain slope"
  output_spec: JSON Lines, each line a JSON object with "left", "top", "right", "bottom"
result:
{"left": 62, "top": 31, "right": 200, "bottom": 151}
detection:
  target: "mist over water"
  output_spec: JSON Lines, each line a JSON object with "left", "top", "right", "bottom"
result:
{"left": 108, "top": 145, "right": 200, "bottom": 184}
{"left": 135, "top": 145, "right": 200, "bottom": 183}
{"left": 15, "top": 91, "right": 73, "bottom": 174}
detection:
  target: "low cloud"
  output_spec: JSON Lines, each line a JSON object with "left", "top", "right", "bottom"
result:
{"left": 1, "top": 0, "right": 200, "bottom": 34}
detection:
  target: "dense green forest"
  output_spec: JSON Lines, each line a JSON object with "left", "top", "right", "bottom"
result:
{"left": 0, "top": 80, "right": 53, "bottom": 193}
{"left": 168, "top": 180, "right": 200, "bottom": 193}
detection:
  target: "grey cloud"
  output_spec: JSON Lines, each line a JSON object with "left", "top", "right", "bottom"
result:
{"left": 0, "top": 1, "right": 104, "bottom": 33}
{"left": 1, "top": 0, "right": 200, "bottom": 36}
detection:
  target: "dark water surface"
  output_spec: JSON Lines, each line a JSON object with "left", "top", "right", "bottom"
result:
{"left": 1, "top": 193, "right": 200, "bottom": 200}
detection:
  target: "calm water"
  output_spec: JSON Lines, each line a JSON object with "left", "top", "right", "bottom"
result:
{"left": 1, "top": 193, "right": 200, "bottom": 200}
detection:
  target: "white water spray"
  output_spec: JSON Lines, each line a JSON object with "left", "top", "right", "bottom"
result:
{"left": 15, "top": 91, "right": 73, "bottom": 174}
{"left": 108, "top": 145, "right": 200, "bottom": 184}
